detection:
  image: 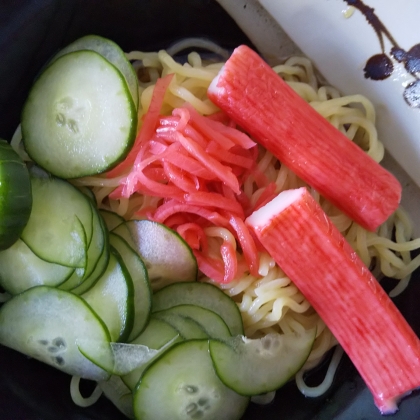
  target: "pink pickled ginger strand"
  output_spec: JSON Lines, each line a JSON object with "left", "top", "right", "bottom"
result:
{"left": 176, "top": 223, "right": 208, "bottom": 253}
{"left": 107, "top": 81, "right": 263, "bottom": 282}
{"left": 171, "top": 130, "right": 241, "bottom": 195}
{"left": 107, "top": 73, "right": 174, "bottom": 178}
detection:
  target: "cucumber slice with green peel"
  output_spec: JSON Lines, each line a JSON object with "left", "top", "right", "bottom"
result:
{"left": 112, "top": 222, "right": 135, "bottom": 248}
{"left": 209, "top": 329, "right": 317, "bottom": 396}
{"left": 59, "top": 205, "right": 107, "bottom": 291}
{"left": 100, "top": 209, "right": 125, "bottom": 231}
{"left": 78, "top": 186, "right": 96, "bottom": 205}
{"left": 83, "top": 203, "right": 108, "bottom": 280}
{"left": 0, "top": 140, "right": 32, "bottom": 250}
{"left": 58, "top": 268, "right": 85, "bottom": 291}
{"left": 0, "top": 286, "right": 112, "bottom": 381}
{"left": 21, "top": 175, "right": 93, "bottom": 268}
{"left": 152, "top": 311, "right": 208, "bottom": 340}
{"left": 70, "top": 233, "right": 110, "bottom": 295}
{"left": 109, "top": 233, "right": 151, "bottom": 341}
{"left": 130, "top": 317, "right": 181, "bottom": 348}
{"left": 70, "top": 250, "right": 108, "bottom": 295}
{"left": 159, "top": 304, "right": 231, "bottom": 339}
{"left": 133, "top": 339, "right": 249, "bottom": 420}
{"left": 81, "top": 339, "right": 176, "bottom": 377}
{"left": 110, "top": 342, "right": 166, "bottom": 376}
{"left": 0, "top": 238, "right": 74, "bottom": 294}
{"left": 51, "top": 34, "right": 139, "bottom": 109}
{"left": 152, "top": 282, "right": 244, "bottom": 336}
{"left": 122, "top": 318, "right": 182, "bottom": 390}
{"left": 58, "top": 202, "right": 106, "bottom": 292}
{"left": 22, "top": 50, "right": 137, "bottom": 178}
{"left": 114, "top": 220, "right": 198, "bottom": 291}
{"left": 82, "top": 250, "right": 134, "bottom": 342}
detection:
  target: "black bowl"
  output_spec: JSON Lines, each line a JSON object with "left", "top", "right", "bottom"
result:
{"left": 0, "top": 1, "right": 419, "bottom": 419}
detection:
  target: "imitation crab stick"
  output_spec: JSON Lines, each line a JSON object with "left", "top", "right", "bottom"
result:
{"left": 246, "top": 187, "right": 420, "bottom": 414}
{"left": 208, "top": 45, "right": 402, "bottom": 231}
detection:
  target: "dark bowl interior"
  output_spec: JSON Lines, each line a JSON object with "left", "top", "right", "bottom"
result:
{"left": 1, "top": 1, "right": 420, "bottom": 419}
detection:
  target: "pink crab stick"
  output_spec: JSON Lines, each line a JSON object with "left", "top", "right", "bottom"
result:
{"left": 208, "top": 45, "right": 402, "bottom": 231}
{"left": 245, "top": 187, "right": 420, "bottom": 414}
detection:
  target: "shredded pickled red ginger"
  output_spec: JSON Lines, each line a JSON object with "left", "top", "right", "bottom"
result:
{"left": 107, "top": 74, "right": 277, "bottom": 283}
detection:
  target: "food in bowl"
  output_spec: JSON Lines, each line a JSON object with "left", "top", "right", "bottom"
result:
{"left": 0, "top": 30, "right": 419, "bottom": 419}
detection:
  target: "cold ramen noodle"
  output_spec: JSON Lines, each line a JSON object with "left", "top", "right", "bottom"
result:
{"left": 7, "top": 37, "right": 420, "bottom": 417}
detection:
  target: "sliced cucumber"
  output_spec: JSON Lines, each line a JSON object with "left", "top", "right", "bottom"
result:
{"left": 70, "top": 229, "right": 110, "bottom": 295}
{"left": 152, "top": 282, "right": 244, "bottom": 336}
{"left": 111, "top": 342, "right": 173, "bottom": 376}
{"left": 83, "top": 203, "right": 108, "bottom": 280}
{"left": 58, "top": 201, "right": 106, "bottom": 292}
{"left": 61, "top": 208, "right": 109, "bottom": 293}
{"left": 51, "top": 34, "right": 139, "bottom": 109}
{"left": 152, "top": 311, "right": 208, "bottom": 340}
{"left": 82, "top": 250, "right": 134, "bottom": 342}
{"left": 78, "top": 340, "right": 166, "bottom": 377}
{"left": 158, "top": 304, "right": 231, "bottom": 339}
{"left": 0, "top": 286, "right": 111, "bottom": 381}
{"left": 130, "top": 318, "right": 181, "bottom": 349}
{"left": 100, "top": 209, "right": 125, "bottom": 231}
{"left": 209, "top": 330, "right": 316, "bottom": 396}
{"left": 0, "top": 238, "right": 73, "bottom": 294}
{"left": 133, "top": 340, "right": 249, "bottom": 420}
{"left": 0, "top": 140, "right": 32, "bottom": 250}
{"left": 109, "top": 233, "right": 151, "bottom": 341}
{"left": 112, "top": 222, "right": 136, "bottom": 248}
{"left": 78, "top": 186, "right": 96, "bottom": 205}
{"left": 113, "top": 220, "right": 197, "bottom": 291}
{"left": 21, "top": 174, "right": 93, "bottom": 268}
{"left": 122, "top": 318, "right": 182, "bottom": 390}
{"left": 58, "top": 268, "right": 85, "bottom": 292}
{"left": 22, "top": 50, "right": 137, "bottom": 178}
